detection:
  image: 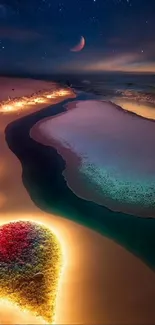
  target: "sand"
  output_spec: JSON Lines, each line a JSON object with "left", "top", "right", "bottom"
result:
{"left": 1, "top": 78, "right": 155, "bottom": 324}
{"left": 0, "top": 77, "right": 59, "bottom": 102}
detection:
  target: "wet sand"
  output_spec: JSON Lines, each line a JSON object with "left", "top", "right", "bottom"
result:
{"left": 1, "top": 80, "right": 155, "bottom": 324}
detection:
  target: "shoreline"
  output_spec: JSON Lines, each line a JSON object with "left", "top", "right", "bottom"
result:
{"left": 3, "top": 81, "right": 155, "bottom": 324}
{"left": 5, "top": 91, "right": 155, "bottom": 271}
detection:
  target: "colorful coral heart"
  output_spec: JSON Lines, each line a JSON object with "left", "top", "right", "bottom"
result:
{"left": 0, "top": 221, "right": 62, "bottom": 323}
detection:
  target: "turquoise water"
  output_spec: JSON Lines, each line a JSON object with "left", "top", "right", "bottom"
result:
{"left": 5, "top": 92, "right": 155, "bottom": 271}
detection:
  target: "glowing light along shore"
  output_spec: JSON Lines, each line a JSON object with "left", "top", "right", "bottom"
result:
{"left": 0, "top": 88, "right": 71, "bottom": 114}
{"left": 0, "top": 221, "right": 62, "bottom": 323}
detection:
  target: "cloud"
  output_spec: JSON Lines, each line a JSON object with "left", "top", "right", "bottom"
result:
{"left": 126, "top": 62, "right": 155, "bottom": 73}
{"left": 0, "top": 27, "right": 42, "bottom": 41}
{"left": 84, "top": 53, "right": 155, "bottom": 73}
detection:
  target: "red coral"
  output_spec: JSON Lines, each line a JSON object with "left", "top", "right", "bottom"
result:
{"left": 0, "top": 222, "right": 31, "bottom": 262}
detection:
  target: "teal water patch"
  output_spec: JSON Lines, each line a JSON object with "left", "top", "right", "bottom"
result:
{"left": 5, "top": 94, "right": 155, "bottom": 271}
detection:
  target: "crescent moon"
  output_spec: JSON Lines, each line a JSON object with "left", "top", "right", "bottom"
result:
{"left": 71, "top": 36, "right": 85, "bottom": 52}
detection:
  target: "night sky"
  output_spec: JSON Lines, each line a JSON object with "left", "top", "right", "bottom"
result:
{"left": 0, "top": 0, "right": 155, "bottom": 74}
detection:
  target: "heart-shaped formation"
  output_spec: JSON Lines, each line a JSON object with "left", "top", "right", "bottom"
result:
{"left": 0, "top": 221, "right": 62, "bottom": 323}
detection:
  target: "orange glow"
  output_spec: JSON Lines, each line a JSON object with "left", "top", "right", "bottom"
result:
{"left": 33, "top": 97, "right": 45, "bottom": 103}
{"left": 0, "top": 85, "right": 75, "bottom": 323}
{"left": 0, "top": 88, "right": 71, "bottom": 114}
{"left": 46, "top": 94, "right": 56, "bottom": 99}
{"left": 0, "top": 299, "right": 46, "bottom": 324}
{"left": 14, "top": 101, "right": 24, "bottom": 107}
